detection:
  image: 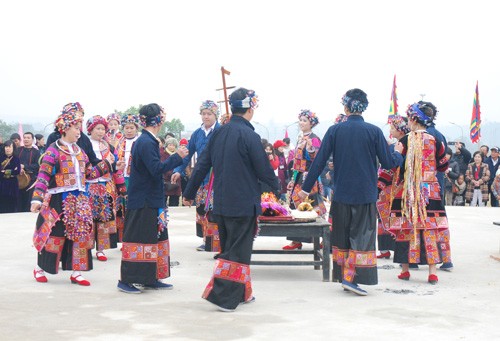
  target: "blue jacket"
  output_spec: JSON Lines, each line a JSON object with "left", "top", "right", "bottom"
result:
{"left": 174, "top": 122, "right": 221, "bottom": 183}
{"left": 302, "top": 115, "right": 403, "bottom": 205}
{"left": 127, "top": 130, "right": 183, "bottom": 209}
{"left": 183, "top": 115, "right": 279, "bottom": 216}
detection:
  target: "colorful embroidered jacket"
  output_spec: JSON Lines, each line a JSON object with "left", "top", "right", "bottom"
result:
{"left": 116, "top": 136, "right": 138, "bottom": 178}
{"left": 32, "top": 141, "right": 113, "bottom": 202}
{"left": 88, "top": 138, "right": 127, "bottom": 195}
{"left": 388, "top": 131, "right": 449, "bottom": 233}
{"left": 292, "top": 132, "right": 321, "bottom": 173}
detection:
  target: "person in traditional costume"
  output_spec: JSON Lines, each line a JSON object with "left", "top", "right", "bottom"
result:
{"left": 115, "top": 113, "right": 140, "bottom": 241}
{"left": 86, "top": 115, "right": 127, "bottom": 262}
{"left": 0, "top": 140, "right": 21, "bottom": 213}
{"left": 105, "top": 113, "right": 124, "bottom": 149}
{"left": 117, "top": 103, "right": 188, "bottom": 294}
{"left": 391, "top": 103, "right": 450, "bottom": 285}
{"left": 46, "top": 111, "right": 99, "bottom": 166}
{"left": 117, "top": 113, "right": 140, "bottom": 187}
{"left": 171, "top": 100, "right": 221, "bottom": 252}
{"left": 298, "top": 88, "right": 404, "bottom": 295}
{"left": 183, "top": 87, "right": 278, "bottom": 312}
{"left": 282, "top": 109, "right": 326, "bottom": 250}
{"left": 376, "top": 116, "right": 410, "bottom": 260}
{"left": 31, "top": 102, "right": 119, "bottom": 286}
{"left": 419, "top": 101, "right": 454, "bottom": 272}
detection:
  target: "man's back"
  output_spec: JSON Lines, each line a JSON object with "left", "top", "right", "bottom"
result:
{"left": 325, "top": 115, "right": 401, "bottom": 205}
{"left": 186, "top": 115, "right": 278, "bottom": 217}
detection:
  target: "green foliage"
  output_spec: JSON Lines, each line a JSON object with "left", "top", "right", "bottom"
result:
{"left": 160, "top": 118, "right": 185, "bottom": 139}
{"left": 115, "top": 105, "right": 142, "bottom": 116}
{"left": 113, "top": 105, "right": 184, "bottom": 139}
{"left": 0, "top": 120, "right": 40, "bottom": 142}
{"left": 0, "top": 119, "right": 15, "bottom": 140}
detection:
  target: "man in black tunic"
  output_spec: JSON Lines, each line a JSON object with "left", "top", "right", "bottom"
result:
{"left": 299, "top": 89, "right": 403, "bottom": 296}
{"left": 183, "top": 88, "right": 279, "bottom": 311}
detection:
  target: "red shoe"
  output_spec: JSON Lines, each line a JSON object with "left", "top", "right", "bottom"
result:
{"left": 398, "top": 271, "right": 410, "bottom": 280}
{"left": 96, "top": 251, "right": 107, "bottom": 262}
{"left": 33, "top": 269, "right": 48, "bottom": 283}
{"left": 282, "top": 242, "right": 302, "bottom": 250}
{"left": 70, "top": 274, "right": 91, "bottom": 286}
{"left": 428, "top": 274, "right": 438, "bottom": 285}
{"left": 377, "top": 251, "right": 391, "bottom": 259}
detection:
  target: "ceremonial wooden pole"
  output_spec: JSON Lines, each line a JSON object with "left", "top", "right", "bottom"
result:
{"left": 217, "top": 67, "right": 235, "bottom": 124}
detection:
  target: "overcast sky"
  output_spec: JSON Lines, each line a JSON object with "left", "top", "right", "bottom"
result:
{"left": 1, "top": 0, "right": 499, "bottom": 140}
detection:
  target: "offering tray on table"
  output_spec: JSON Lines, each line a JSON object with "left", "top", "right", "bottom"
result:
{"left": 258, "top": 215, "right": 295, "bottom": 223}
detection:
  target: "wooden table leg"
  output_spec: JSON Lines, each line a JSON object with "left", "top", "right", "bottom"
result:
{"left": 313, "top": 236, "right": 320, "bottom": 270}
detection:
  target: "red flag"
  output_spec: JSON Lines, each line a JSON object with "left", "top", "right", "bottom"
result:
{"left": 470, "top": 81, "right": 481, "bottom": 144}
{"left": 284, "top": 129, "right": 289, "bottom": 139}
{"left": 387, "top": 74, "right": 398, "bottom": 123}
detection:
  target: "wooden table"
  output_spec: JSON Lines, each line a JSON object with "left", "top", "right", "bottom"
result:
{"left": 252, "top": 218, "right": 331, "bottom": 281}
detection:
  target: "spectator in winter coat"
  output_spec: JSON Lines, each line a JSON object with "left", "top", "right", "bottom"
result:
{"left": 465, "top": 151, "right": 490, "bottom": 206}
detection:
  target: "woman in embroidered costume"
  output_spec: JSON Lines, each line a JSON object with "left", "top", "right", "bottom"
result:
{"left": 105, "top": 113, "right": 124, "bottom": 149}
{"left": 115, "top": 113, "right": 140, "bottom": 241}
{"left": 86, "top": 115, "right": 127, "bottom": 262}
{"left": 376, "top": 116, "right": 410, "bottom": 260}
{"left": 282, "top": 109, "right": 326, "bottom": 250}
{"left": 391, "top": 103, "right": 450, "bottom": 284}
{"left": 31, "top": 102, "right": 120, "bottom": 286}
{"left": 118, "top": 103, "right": 188, "bottom": 294}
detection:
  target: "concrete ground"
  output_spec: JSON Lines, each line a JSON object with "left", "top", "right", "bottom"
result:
{"left": 0, "top": 206, "right": 499, "bottom": 341}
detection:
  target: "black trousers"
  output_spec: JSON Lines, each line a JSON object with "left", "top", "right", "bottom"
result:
{"left": 331, "top": 201, "right": 378, "bottom": 285}
{"left": 205, "top": 214, "right": 256, "bottom": 310}
{"left": 0, "top": 195, "right": 17, "bottom": 213}
{"left": 18, "top": 186, "right": 34, "bottom": 212}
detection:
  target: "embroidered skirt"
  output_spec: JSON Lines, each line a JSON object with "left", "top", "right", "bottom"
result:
{"left": 120, "top": 206, "right": 170, "bottom": 285}
{"left": 87, "top": 182, "right": 118, "bottom": 251}
{"left": 34, "top": 191, "right": 94, "bottom": 274}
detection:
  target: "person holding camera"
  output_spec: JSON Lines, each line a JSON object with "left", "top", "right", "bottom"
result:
{"left": 444, "top": 147, "right": 461, "bottom": 206}
{"left": 451, "top": 142, "right": 471, "bottom": 176}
